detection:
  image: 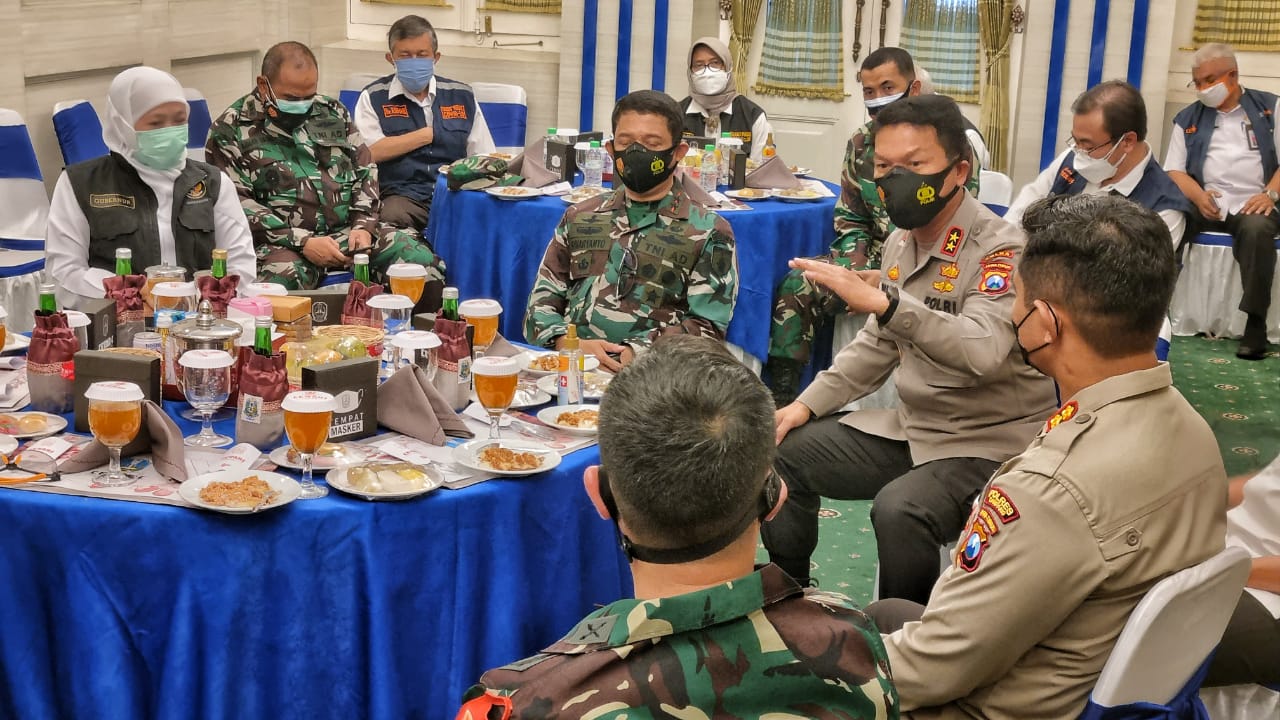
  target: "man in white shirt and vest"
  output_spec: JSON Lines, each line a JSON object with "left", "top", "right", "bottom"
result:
{"left": 1165, "top": 42, "right": 1279, "bottom": 361}
{"left": 354, "top": 15, "right": 496, "bottom": 232}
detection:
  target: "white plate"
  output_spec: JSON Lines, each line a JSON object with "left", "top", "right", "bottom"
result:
{"left": 451, "top": 439, "right": 562, "bottom": 477}
{"left": 471, "top": 381, "right": 553, "bottom": 409}
{"left": 724, "top": 188, "right": 773, "bottom": 201}
{"left": 774, "top": 189, "right": 824, "bottom": 202}
{"left": 561, "top": 187, "right": 611, "bottom": 204}
{"left": 0, "top": 434, "right": 18, "bottom": 456}
{"left": 325, "top": 463, "right": 444, "bottom": 501}
{"left": 0, "top": 412, "right": 68, "bottom": 439}
{"left": 1, "top": 334, "right": 31, "bottom": 353}
{"left": 179, "top": 470, "right": 300, "bottom": 514}
{"left": 484, "top": 186, "right": 542, "bottom": 201}
{"left": 536, "top": 371, "right": 612, "bottom": 400}
{"left": 268, "top": 443, "right": 370, "bottom": 471}
{"left": 790, "top": 166, "right": 813, "bottom": 176}
{"left": 515, "top": 350, "right": 602, "bottom": 377}
{"left": 535, "top": 404, "right": 600, "bottom": 436}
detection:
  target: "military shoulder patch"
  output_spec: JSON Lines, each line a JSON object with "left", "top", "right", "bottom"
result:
{"left": 982, "top": 486, "right": 1020, "bottom": 524}
{"left": 978, "top": 265, "right": 1010, "bottom": 295}
{"left": 957, "top": 485, "right": 1020, "bottom": 572}
{"left": 981, "top": 249, "right": 1016, "bottom": 263}
{"left": 1045, "top": 400, "right": 1079, "bottom": 433}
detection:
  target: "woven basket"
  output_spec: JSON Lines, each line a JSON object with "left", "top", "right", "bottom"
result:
{"left": 314, "top": 325, "right": 386, "bottom": 357}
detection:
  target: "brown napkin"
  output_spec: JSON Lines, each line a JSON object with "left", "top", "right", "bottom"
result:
{"left": 342, "top": 280, "right": 383, "bottom": 327}
{"left": 377, "top": 364, "right": 474, "bottom": 445}
{"left": 29, "top": 312, "right": 78, "bottom": 367}
{"left": 102, "top": 274, "right": 146, "bottom": 323}
{"left": 484, "top": 333, "right": 521, "bottom": 358}
{"left": 746, "top": 156, "right": 801, "bottom": 190}
{"left": 61, "top": 400, "right": 187, "bottom": 481}
{"left": 677, "top": 170, "right": 720, "bottom": 207}
{"left": 507, "top": 138, "right": 560, "bottom": 188}
{"left": 196, "top": 275, "right": 241, "bottom": 317}
{"left": 235, "top": 349, "right": 288, "bottom": 450}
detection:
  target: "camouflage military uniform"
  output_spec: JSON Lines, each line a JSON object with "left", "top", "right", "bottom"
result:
{"left": 523, "top": 177, "right": 737, "bottom": 351}
{"left": 204, "top": 90, "right": 447, "bottom": 290}
{"left": 768, "top": 122, "right": 981, "bottom": 366}
{"left": 457, "top": 564, "right": 899, "bottom": 718}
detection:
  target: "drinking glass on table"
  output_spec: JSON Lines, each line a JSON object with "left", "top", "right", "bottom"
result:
{"left": 472, "top": 356, "right": 519, "bottom": 440}
{"left": 85, "top": 381, "right": 144, "bottom": 487}
{"left": 458, "top": 298, "right": 502, "bottom": 356}
{"left": 282, "top": 390, "right": 335, "bottom": 499}
{"left": 391, "top": 330, "right": 441, "bottom": 380}
{"left": 178, "top": 349, "right": 234, "bottom": 448}
{"left": 386, "top": 263, "right": 428, "bottom": 305}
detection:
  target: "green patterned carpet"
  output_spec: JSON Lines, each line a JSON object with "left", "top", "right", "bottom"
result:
{"left": 759, "top": 335, "right": 1279, "bottom": 602}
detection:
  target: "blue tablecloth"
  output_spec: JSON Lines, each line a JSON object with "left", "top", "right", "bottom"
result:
{"left": 0, "top": 401, "right": 631, "bottom": 719}
{"left": 426, "top": 176, "right": 837, "bottom": 361}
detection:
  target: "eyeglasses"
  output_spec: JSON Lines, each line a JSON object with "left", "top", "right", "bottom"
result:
{"left": 0, "top": 451, "right": 60, "bottom": 485}
{"left": 691, "top": 60, "right": 726, "bottom": 72}
{"left": 1065, "top": 136, "right": 1117, "bottom": 156}
{"left": 1186, "top": 71, "right": 1234, "bottom": 89}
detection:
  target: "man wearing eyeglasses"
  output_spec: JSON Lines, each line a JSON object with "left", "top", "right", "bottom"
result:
{"left": 678, "top": 37, "right": 773, "bottom": 162}
{"left": 524, "top": 90, "right": 738, "bottom": 372}
{"left": 206, "top": 41, "right": 447, "bottom": 294}
{"left": 1005, "top": 81, "right": 1190, "bottom": 361}
{"left": 1165, "top": 42, "right": 1279, "bottom": 361}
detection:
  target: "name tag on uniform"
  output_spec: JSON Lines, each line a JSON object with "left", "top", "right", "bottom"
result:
{"left": 1245, "top": 121, "right": 1259, "bottom": 151}
{"left": 310, "top": 117, "right": 348, "bottom": 145}
{"left": 89, "top": 193, "right": 135, "bottom": 209}
{"left": 440, "top": 104, "right": 468, "bottom": 120}
{"left": 382, "top": 104, "right": 410, "bottom": 119}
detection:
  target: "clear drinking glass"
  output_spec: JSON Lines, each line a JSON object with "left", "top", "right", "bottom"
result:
{"left": 391, "top": 330, "right": 442, "bottom": 380}
{"left": 458, "top": 298, "right": 502, "bottom": 356}
{"left": 178, "top": 349, "right": 234, "bottom": 447}
{"left": 85, "top": 381, "right": 144, "bottom": 487}
{"left": 472, "top": 356, "right": 519, "bottom": 439}
{"left": 367, "top": 294, "right": 415, "bottom": 382}
{"left": 282, "top": 390, "right": 335, "bottom": 499}
{"left": 386, "top": 263, "right": 428, "bottom": 305}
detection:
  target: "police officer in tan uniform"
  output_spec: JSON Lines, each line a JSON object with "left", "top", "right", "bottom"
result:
{"left": 868, "top": 193, "right": 1228, "bottom": 719}
{"left": 764, "top": 95, "right": 1058, "bottom": 602}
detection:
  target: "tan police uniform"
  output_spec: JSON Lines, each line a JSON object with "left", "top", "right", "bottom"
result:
{"left": 887, "top": 363, "right": 1228, "bottom": 719}
{"left": 763, "top": 193, "right": 1059, "bottom": 601}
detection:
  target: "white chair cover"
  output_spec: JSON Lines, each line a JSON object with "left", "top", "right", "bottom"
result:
{"left": 1170, "top": 232, "right": 1280, "bottom": 343}
{"left": 184, "top": 88, "right": 211, "bottom": 162}
{"left": 833, "top": 312, "right": 900, "bottom": 411}
{"left": 0, "top": 108, "right": 49, "bottom": 333}
{"left": 1200, "top": 684, "right": 1280, "bottom": 719}
{"left": 472, "top": 82, "right": 529, "bottom": 156}
{"left": 979, "top": 169, "right": 1014, "bottom": 212}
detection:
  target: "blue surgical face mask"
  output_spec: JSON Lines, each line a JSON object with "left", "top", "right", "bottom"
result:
{"left": 265, "top": 80, "right": 314, "bottom": 130}
{"left": 395, "top": 57, "right": 435, "bottom": 94}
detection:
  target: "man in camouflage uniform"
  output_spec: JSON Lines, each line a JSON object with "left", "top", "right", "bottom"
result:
{"left": 524, "top": 90, "right": 736, "bottom": 372}
{"left": 766, "top": 47, "right": 981, "bottom": 405}
{"left": 205, "top": 41, "right": 447, "bottom": 294}
{"left": 457, "top": 336, "right": 899, "bottom": 719}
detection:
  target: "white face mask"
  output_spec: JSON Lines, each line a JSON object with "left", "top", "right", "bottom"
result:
{"left": 1072, "top": 139, "right": 1125, "bottom": 185}
{"left": 691, "top": 68, "right": 729, "bottom": 96}
{"left": 1197, "top": 81, "right": 1230, "bottom": 109}
{"left": 865, "top": 92, "right": 905, "bottom": 117}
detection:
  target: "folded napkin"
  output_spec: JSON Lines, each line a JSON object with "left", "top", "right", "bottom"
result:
{"left": 27, "top": 312, "right": 77, "bottom": 413}
{"left": 446, "top": 155, "right": 515, "bottom": 191}
{"left": 102, "top": 274, "right": 146, "bottom": 323}
{"left": 342, "top": 280, "right": 383, "bottom": 327}
{"left": 197, "top": 275, "right": 241, "bottom": 318}
{"left": 746, "top": 156, "right": 801, "bottom": 190}
{"left": 677, "top": 170, "right": 721, "bottom": 208}
{"left": 507, "top": 138, "right": 561, "bottom": 188}
{"left": 431, "top": 317, "right": 473, "bottom": 411}
{"left": 61, "top": 400, "right": 187, "bottom": 481}
{"left": 485, "top": 333, "right": 521, "bottom": 358}
{"left": 378, "top": 364, "right": 474, "bottom": 445}
{"left": 235, "top": 349, "right": 287, "bottom": 450}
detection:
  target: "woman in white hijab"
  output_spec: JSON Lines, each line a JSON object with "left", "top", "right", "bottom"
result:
{"left": 46, "top": 66, "right": 256, "bottom": 307}
{"left": 677, "top": 37, "right": 774, "bottom": 163}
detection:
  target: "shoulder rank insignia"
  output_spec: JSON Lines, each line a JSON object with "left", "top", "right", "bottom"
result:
{"left": 1045, "top": 400, "right": 1079, "bottom": 433}
{"left": 457, "top": 691, "right": 512, "bottom": 720}
{"left": 941, "top": 226, "right": 963, "bottom": 257}
{"left": 886, "top": 264, "right": 900, "bottom": 282}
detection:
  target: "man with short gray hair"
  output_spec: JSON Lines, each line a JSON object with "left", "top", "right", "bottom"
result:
{"left": 456, "top": 335, "right": 899, "bottom": 718}
{"left": 1166, "top": 42, "right": 1278, "bottom": 360}
{"left": 354, "top": 14, "right": 495, "bottom": 231}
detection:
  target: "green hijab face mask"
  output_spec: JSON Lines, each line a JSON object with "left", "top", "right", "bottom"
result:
{"left": 134, "top": 125, "right": 188, "bottom": 170}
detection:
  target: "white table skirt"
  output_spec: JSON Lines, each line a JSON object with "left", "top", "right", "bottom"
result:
{"left": 0, "top": 251, "right": 46, "bottom": 333}
{"left": 1200, "top": 684, "right": 1280, "bottom": 719}
{"left": 834, "top": 312, "right": 901, "bottom": 412}
{"left": 1170, "top": 235, "right": 1280, "bottom": 343}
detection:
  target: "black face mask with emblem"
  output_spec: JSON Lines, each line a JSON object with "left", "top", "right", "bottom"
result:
{"left": 875, "top": 162, "right": 960, "bottom": 230}
{"left": 612, "top": 143, "right": 678, "bottom": 195}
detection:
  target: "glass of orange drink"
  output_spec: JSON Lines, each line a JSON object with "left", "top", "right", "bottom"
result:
{"left": 282, "top": 390, "right": 335, "bottom": 499}
{"left": 386, "top": 263, "right": 428, "bottom": 305}
{"left": 85, "top": 381, "right": 144, "bottom": 487}
{"left": 472, "top": 356, "right": 519, "bottom": 439}
{"left": 0, "top": 305, "right": 7, "bottom": 351}
{"left": 458, "top": 299, "right": 502, "bottom": 356}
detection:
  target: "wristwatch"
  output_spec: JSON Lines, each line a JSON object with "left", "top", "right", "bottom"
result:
{"left": 1266, "top": 189, "right": 1279, "bottom": 204}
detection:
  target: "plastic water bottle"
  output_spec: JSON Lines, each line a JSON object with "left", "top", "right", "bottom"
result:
{"left": 583, "top": 140, "right": 604, "bottom": 187}
{"left": 542, "top": 127, "right": 556, "bottom": 168}
{"left": 701, "top": 144, "right": 719, "bottom": 192}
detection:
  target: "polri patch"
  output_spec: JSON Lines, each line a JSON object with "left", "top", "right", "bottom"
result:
{"left": 89, "top": 193, "right": 135, "bottom": 210}
{"left": 382, "top": 104, "right": 410, "bottom": 119}
{"left": 978, "top": 266, "right": 1010, "bottom": 295}
{"left": 983, "top": 486, "right": 1020, "bottom": 525}
{"left": 941, "top": 226, "right": 963, "bottom": 256}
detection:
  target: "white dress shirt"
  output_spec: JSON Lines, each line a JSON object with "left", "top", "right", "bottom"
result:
{"left": 1006, "top": 146, "right": 1186, "bottom": 246}
{"left": 1227, "top": 459, "right": 1280, "bottom": 618}
{"left": 354, "top": 75, "right": 496, "bottom": 155}
{"left": 46, "top": 164, "right": 258, "bottom": 308}
{"left": 684, "top": 96, "right": 774, "bottom": 163}
{"left": 1164, "top": 98, "right": 1280, "bottom": 218}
